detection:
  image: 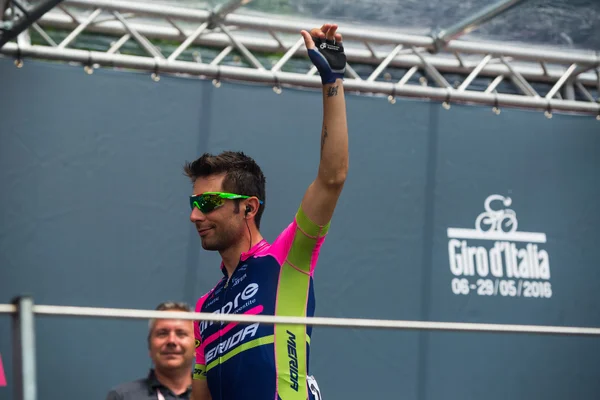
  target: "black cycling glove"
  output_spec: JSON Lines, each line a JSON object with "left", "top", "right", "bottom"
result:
{"left": 307, "top": 36, "right": 346, "bottom": 85}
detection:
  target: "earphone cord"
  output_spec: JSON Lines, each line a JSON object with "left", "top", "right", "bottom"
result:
{"left": 245, "top": 218, "right": 251, "bottom": 252}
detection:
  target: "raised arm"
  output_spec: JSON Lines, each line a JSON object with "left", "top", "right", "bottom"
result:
{"left": 299, "top": 23, "right": 349, "bottom": 226}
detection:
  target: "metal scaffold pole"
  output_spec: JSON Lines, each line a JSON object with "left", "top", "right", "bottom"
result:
{"left": 0, "top": 0, "right": 598, "bottom": 116}
{"left": 1, "top": 41, "right": 598, "bottom": 116}
{"left": 0, "top": 0, "right": 65, "bottom": 48}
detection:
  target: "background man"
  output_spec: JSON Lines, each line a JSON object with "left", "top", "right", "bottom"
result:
{"left": 106, "top": 302, "right": 196, "bottom": 400}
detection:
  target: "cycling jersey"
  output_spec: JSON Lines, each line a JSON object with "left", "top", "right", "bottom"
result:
{"left": 193, "top": 205, "right": 329, "bottom": 400}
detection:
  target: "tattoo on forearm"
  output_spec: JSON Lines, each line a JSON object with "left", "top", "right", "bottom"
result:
{"left": 326, "top": 86, "right": 339, "bottom": 97}
{"left": 320, "top": 125, "right": 328, "bottom": 160}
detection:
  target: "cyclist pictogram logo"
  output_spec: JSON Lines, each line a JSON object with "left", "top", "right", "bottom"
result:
{"left": 475, "top": 194, "right": 518, "bottom": 233}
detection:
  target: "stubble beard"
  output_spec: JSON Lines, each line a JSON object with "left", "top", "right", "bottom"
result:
{"left": 201, "top": 224, "right": 243, "bottom": 252}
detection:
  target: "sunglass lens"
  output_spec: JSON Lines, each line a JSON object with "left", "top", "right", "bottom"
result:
{"left": 190, "top": 194, "right": 223, "bottom": 213}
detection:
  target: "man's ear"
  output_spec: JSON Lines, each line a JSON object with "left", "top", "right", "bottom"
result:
{"left": 244, "top": 197, "right": 260, "bottom": 218}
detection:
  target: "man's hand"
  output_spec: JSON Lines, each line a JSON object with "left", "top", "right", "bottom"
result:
{"left": 301, "top": 24, "right": 346, "bottom": 85}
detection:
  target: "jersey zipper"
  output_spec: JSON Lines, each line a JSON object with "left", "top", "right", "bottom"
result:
{"left": 218, "top": 279, "right": 228, "bottom": 400}
{"left": 218, "top": 257, "right": 249, "bottom": 399}
{"left": 218, "top": 261, "right": 241, "bottom": 400}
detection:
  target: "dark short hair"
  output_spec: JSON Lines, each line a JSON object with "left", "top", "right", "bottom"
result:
{"left": 183, "top": 151, "right": 266, "bottom": 229}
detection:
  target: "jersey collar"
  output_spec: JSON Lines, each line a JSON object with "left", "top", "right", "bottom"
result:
{"left": 219, "top": 239, "right": 269, "bottom": 276}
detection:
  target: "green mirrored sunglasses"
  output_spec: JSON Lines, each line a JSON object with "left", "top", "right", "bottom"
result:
{"left": 189, "top": 192, "right": 264, "bottom": 214}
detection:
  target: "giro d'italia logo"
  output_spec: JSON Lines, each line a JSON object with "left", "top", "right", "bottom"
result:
{"left": 446, "top": 194, "right": 552, "bottom": 299}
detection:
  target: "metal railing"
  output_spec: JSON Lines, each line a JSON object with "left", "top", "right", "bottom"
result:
{"left": 2, "top": 295, "right": 600, "bottom": 400}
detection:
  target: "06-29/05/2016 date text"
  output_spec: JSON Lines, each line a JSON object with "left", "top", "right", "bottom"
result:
{"left": 451, "top": 278, "right": 552, "bottom": 298}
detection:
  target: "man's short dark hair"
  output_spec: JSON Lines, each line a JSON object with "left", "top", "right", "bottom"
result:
{"left": 183, "top": 151, "right": 267, "bottom": 229}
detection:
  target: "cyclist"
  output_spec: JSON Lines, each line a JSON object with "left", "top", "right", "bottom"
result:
{"left": 186, "top": 23, "right": 348, "bottom": 400}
